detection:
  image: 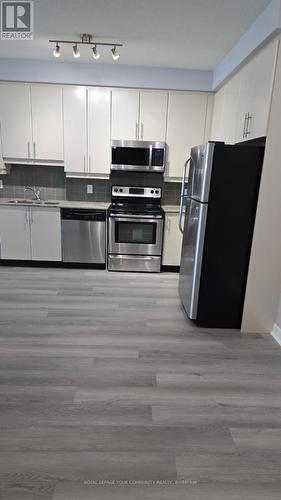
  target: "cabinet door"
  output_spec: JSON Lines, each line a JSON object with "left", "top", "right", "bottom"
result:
{"left": 221, "top": 73, "right": 241, "bottom": 144}
{"left": 0, "top": 206, "right": 31, "bottom": 260}
{"left": 30, "top": 207, "right": 61, "bottom": 261}
{"left": 0, "top": 84, "right": 32, "bottom": 160}
{"left": 31, "top": 86, "right": 64, "bottom": 161}
{"left": 139, "top": 91, "right": 168, "bottom": 141}
{"left": 163, "top": 213, "right": 183, "bottom": 266}
{"left": 235, "top": 61, "right": 255, "bottom": 142}
{"left": 63, "top": 87, "right": 87, "bottom": 173}
{"left": 251, "top": 41, "right": 277, "bottom": 139}
{"left": 210, "top": 87, "right": 225, "bottom": 141}
{"left": 166, "top": 93, "right": 208, "bottom": 178}
{"left": 111, "top": 89, "right": 139, "bottom": 140}
{"left": 88, "top": 88, "right": 111, "bottom": 175}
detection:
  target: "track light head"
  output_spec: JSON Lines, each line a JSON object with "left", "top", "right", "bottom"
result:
{"left": 73, "top": 44, "right": 80, "bottom": 58}
{"left": 92, "top": 45, "right": 100, "bottom": 60}
{"left": 53, "top": 43, "right": 60, "bottom": 58}
{"left": 111, "top": 46, "right": 119, "bottom": 61}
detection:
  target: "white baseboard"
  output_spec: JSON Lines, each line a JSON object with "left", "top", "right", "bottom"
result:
{"left": 271, "top": 323, "right": 281, "bottom": 346}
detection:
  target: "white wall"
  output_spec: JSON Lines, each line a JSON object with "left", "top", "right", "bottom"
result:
{"left": 276, "top": 291, "right": 281, "bottom": 328}
{"left": 213, "top": 0, "right": 281, "bottom": 88}
{"left": 241, "top": 38, "right": 281, "bottom": 333}
{"left": 0, "top": 58, "right": 213, "bottom": 91}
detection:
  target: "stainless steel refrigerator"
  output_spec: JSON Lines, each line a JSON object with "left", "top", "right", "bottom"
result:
{"left": 178, "top": 141, "right": 264, "bottom": 328}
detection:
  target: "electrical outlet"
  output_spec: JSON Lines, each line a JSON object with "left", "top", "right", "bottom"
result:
{"left": 87, "top": 184, "right": 93, "bottom": 194}
{"left": 0, "top": 180, "right": 3, "bottom": 189}
{"left": 184, "top": 188, "right": 188, "bottom": 196}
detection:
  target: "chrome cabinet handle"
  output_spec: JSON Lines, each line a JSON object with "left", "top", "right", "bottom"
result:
{"left": 33, "top": 142, "right": 36, "bottom": 159}
{"left": 27, "top": 142, "right": 30, "bottom": 159}
{"left": 25, "top": 207, "right": 29, "bottom": 225}
{"left": 83, "top": 155, "right": 86, "bottom": 172}
{"left": 179, "top": 157, "right": 191, "bottom": 234}
{"left": 135, "top": 122, "right": 139, "bottom": 140}
{"left": 141, "top": 122, "right": 144, "bottom": 140}
{"left": 245, "top": 113, "right": 250, "bottom": 137}
{"left": 89, "top": 155, "right": 91, "bottom": 173}
{"left": 29, "top": 207, "right": 33, "bottom": 224}
{"left": 243, "top": 113, "right": 248, "bottom": 138}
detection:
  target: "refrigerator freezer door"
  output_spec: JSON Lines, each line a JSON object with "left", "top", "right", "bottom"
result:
{"left": 187, "top": 142, "right": 215, "bottom": 202}
{"left": 178, "top": 198, "right": 208, "bottom": 319}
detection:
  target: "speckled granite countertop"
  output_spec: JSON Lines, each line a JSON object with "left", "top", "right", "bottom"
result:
{"left": 0, "top": 198, "right": 180, "bottom": 212}
{"left": 0, "top": 199, "right": 110, "bottom": 210}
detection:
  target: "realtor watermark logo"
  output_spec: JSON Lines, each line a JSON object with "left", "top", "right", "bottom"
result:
{"left": 1, "top": 1, "right": 34, "bottom": 39}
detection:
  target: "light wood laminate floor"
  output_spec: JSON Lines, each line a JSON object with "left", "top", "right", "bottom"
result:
{"left": 0, "top": 267, "right": 281, "bottom": 499}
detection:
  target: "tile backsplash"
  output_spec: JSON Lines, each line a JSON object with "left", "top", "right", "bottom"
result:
{"left": 0, "top": 165, "right": 66, "bottom": 201}
{"left": 0, "top": 165, "right": 181, "bottom": 205}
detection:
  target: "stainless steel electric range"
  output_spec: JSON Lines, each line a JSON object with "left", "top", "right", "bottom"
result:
{"left": 107, "top": 186, "right": 164, "bottom": 273}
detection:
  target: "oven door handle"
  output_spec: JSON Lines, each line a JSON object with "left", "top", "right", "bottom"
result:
{"left": 109, "top": 213, "right": 163, "bottom": 220}
{"left": 109, "top": 216, "right": 163, "bottom": 223}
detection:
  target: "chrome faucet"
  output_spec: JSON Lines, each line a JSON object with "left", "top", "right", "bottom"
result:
{"left": 24, "top": 186, "right": 42, "bottom": 201}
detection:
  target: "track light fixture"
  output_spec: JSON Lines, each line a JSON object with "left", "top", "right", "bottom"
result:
{"left": 92, "top": 45, "right": 100, "bottom": 60}
{"left": 111, "top": 45, "right": 119, "bottom": 61}
{"left": 50, "top": 34, "right": 122, "bottom": 61}
{"left": 53, "top": 42, "right": 60, "bottom": 58}
{"left": 72, "top": 44, "right": 80, "bottom": 58}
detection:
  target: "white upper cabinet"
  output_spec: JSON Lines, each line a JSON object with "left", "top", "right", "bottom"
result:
{"left": 139, "top": 91, "right": 168, "bottom": 141}
{"left": 0, "top": 83, "right": 64, "bottom": 162}
{"left": 111, "top": 89, "right": 168, "bottom": 142}
{"left": 63, "top": 87, "right": 88, "bottom": 173}
{"left": 212, "top": 40, "right": 278, "bottom": 144}
{"left": 0, "top": 84, "right": 32, "bottom": 160}
{"left": 166, "top": 92, "right": 210, "bottom": 178}
{"left": 250, "top": 41, "right": 277, "bottom": 139}
{"left": 235, "top": 59, "right": 255, "bottom": 142}
{"left": 211, "top": 73, "right": 241, "bottom": 144}
{"left": 63, "top": 87, "right": 111, "bottom": 176}
{"left": 31, "top": 86, "right": 63, "bottom": 161}
{"left": 210, "top": 87, "right": 225, "bottom": 141}
{"left": 236, "top": 42, "right": 277, "bottom": 142}
{"left": 111, "top": 89, "right": 140, "bottom": 140}
{"left": 88, "top": 88, "right": 111, "bottom": 175}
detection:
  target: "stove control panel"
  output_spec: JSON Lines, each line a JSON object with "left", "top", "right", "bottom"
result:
{"left": 112, "top": 186, "right": 161, "bottom": 199}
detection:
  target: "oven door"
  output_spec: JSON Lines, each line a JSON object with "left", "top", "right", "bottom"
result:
{"left": 108, "top": 215, "right": 164, "bottom": 256}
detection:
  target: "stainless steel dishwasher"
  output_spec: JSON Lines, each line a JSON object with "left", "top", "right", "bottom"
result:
{"left": 61, "top": 208, "right": 106, "bottom": 264}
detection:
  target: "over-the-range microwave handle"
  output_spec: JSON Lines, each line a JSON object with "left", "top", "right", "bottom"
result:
{"left": 179, "top": 157, "right": 191, "bottom": 234}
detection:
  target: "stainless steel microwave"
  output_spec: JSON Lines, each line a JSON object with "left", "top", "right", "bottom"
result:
{"left": 111, "top": 140, "right": 166, "bottom": 173}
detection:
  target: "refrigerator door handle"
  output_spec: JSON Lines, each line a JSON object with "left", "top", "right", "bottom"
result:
{"left": 179, "top": 157, "right": 191, "bottom": 234}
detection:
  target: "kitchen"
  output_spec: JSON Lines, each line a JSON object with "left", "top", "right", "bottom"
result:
{"left": 1, "top": 1, "right": 281, "bottom": 499}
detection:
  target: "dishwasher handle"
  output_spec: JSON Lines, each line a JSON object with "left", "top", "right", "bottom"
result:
{"left": 61, "top": 208, "right": 106, "bottom": 221}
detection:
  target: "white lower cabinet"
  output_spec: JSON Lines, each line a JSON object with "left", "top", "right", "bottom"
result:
{"left": 0, "top": 206, "right": 31, "bottom": 260}
{"left": 30, "top": 208, "right": 62, "bottom": 261}
{"left": 0, "top": 206, "right": 61, "bottom": 261}
{"left": 163, "top": 212, "right": 183, "bottom": 266}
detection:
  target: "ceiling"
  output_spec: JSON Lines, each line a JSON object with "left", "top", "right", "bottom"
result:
{"left": 0, "top": 0, "right": 272, "bottom": 70}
